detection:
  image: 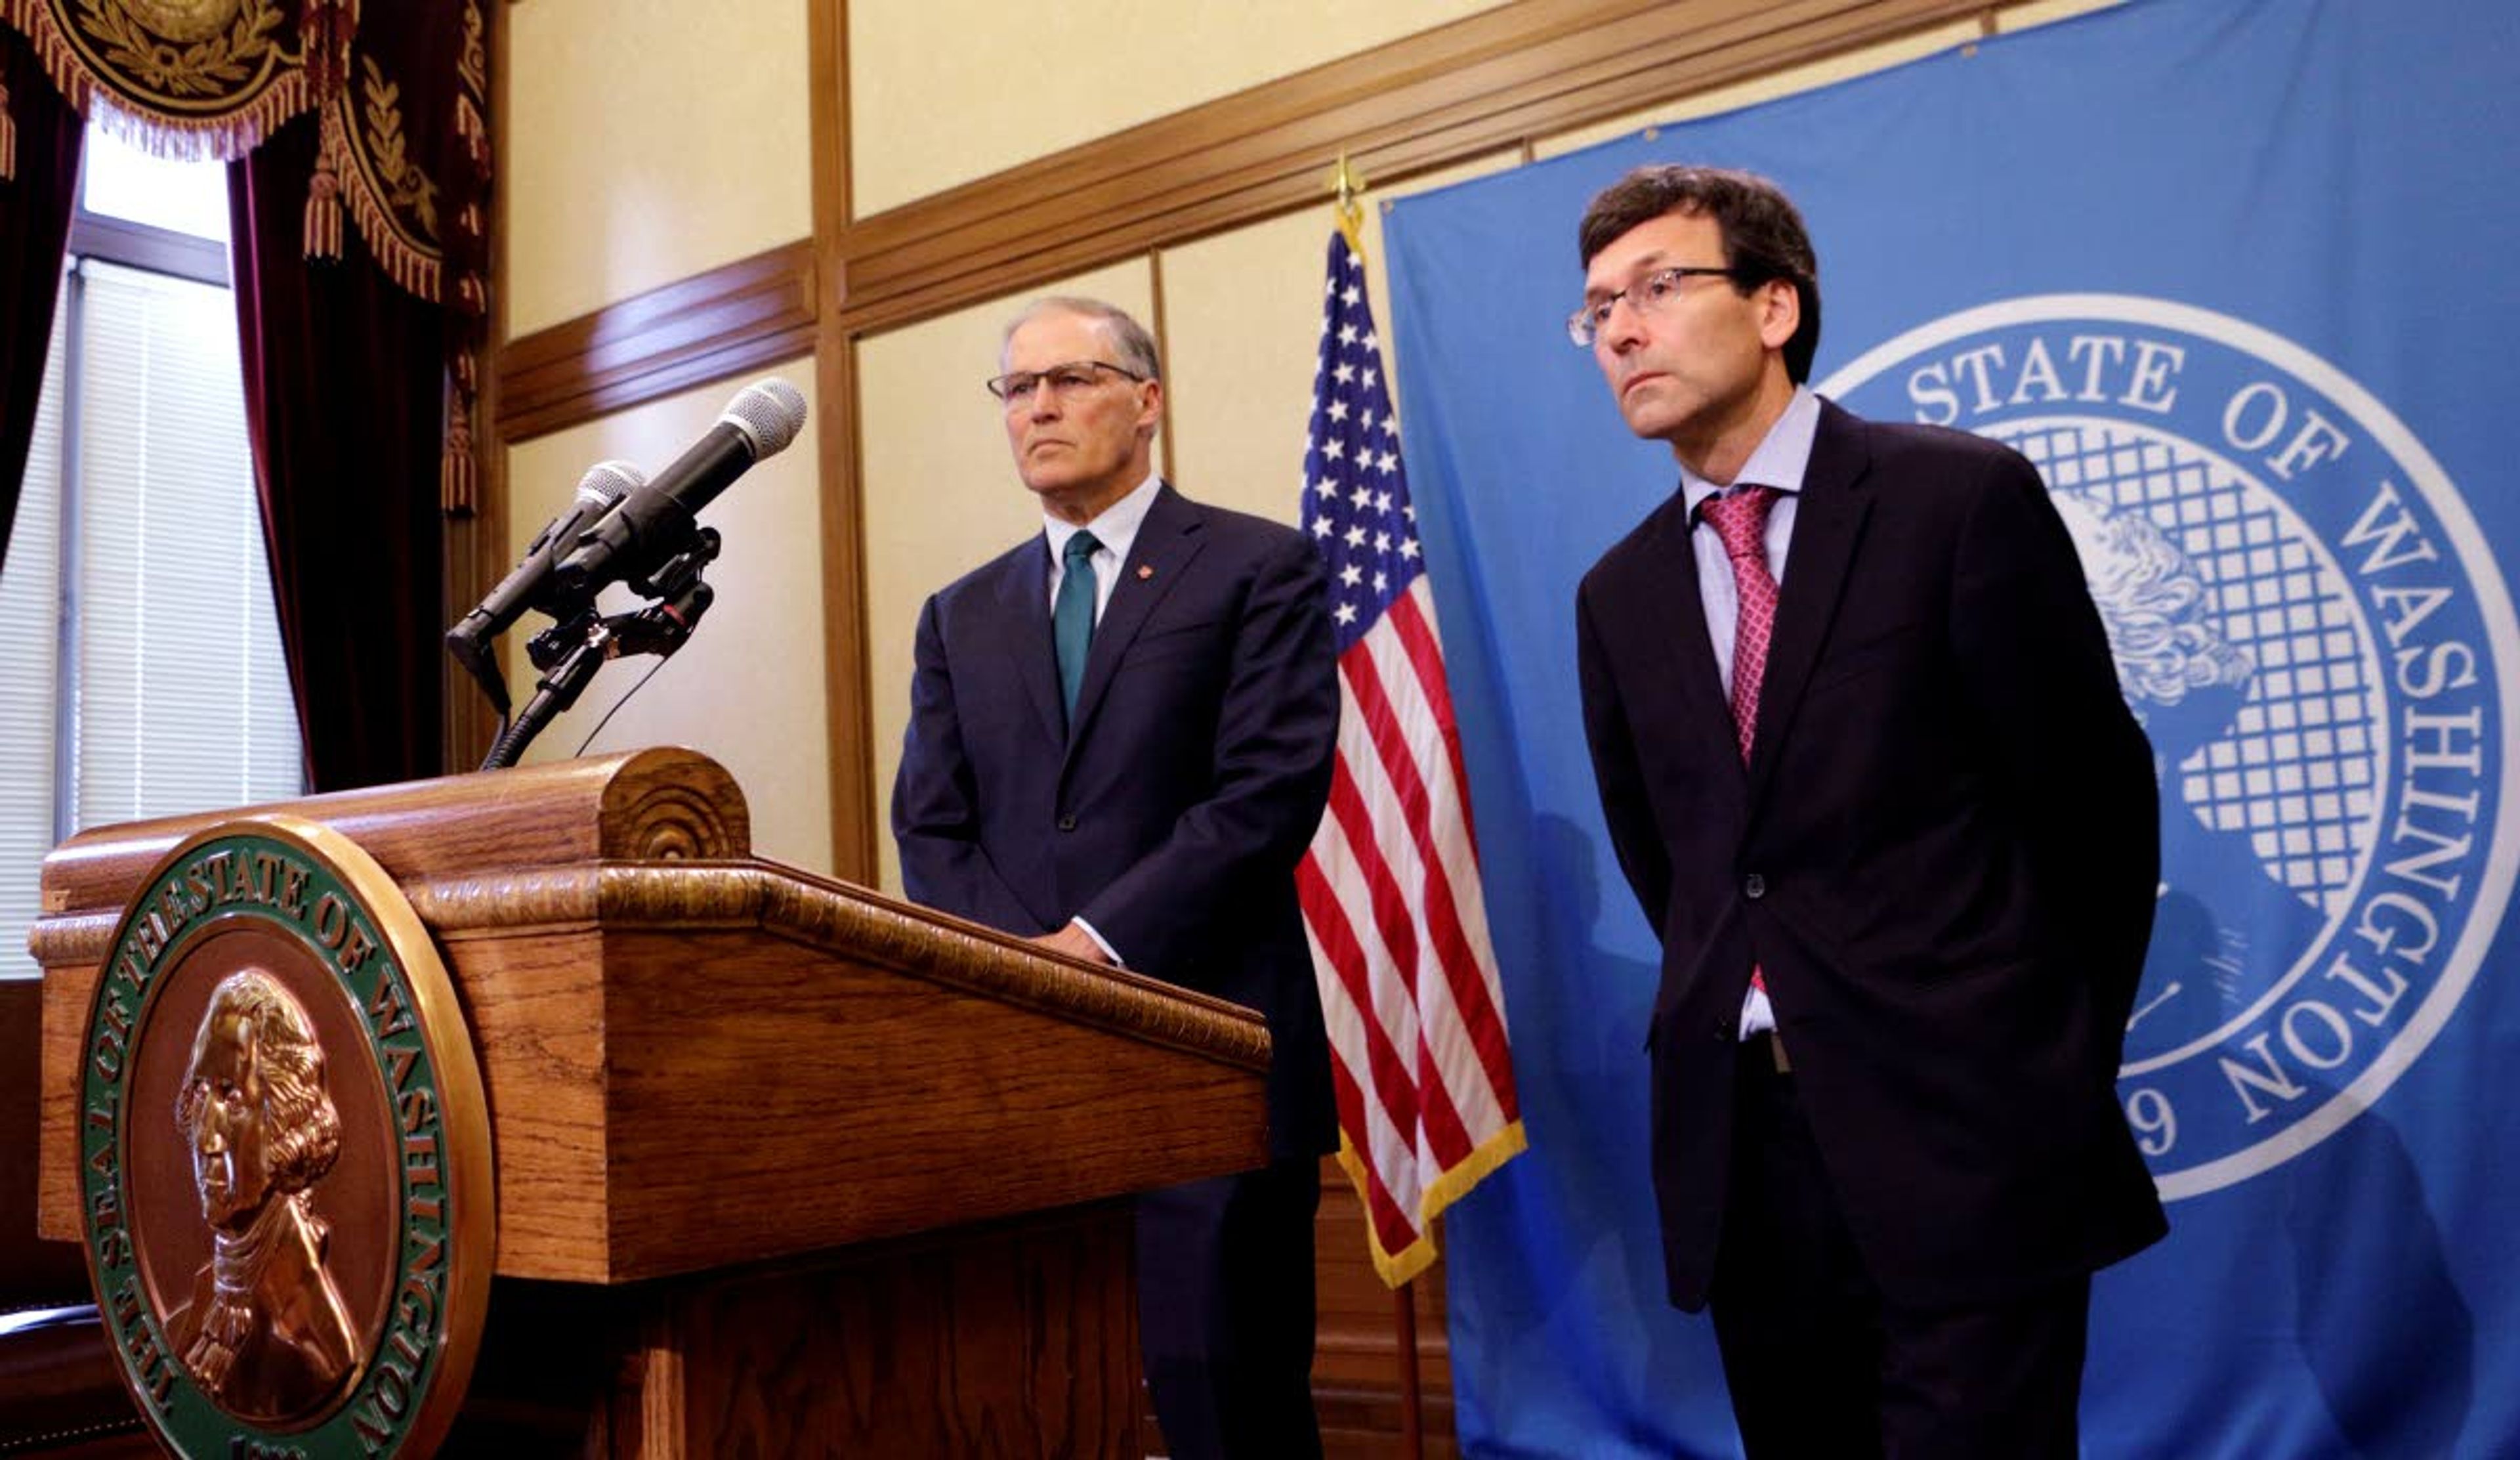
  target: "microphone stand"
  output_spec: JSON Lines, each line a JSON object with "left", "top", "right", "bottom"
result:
{"left": 476, "top": 529, "right": 721, "bottom": 771}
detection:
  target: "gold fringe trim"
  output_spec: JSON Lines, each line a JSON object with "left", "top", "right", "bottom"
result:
{"left": 0, "top": 79, "right": 16, "bottom": 182}
{"left": 1419, "top": 1118, "right": 1527, "bottom": 1226}
{"left": 1334, "top": 1139, "right": 1442, "bottom": 1289}
{"left": 319, "top": 94, "right": 438, "bottom": 302}
{"left": 1, "top": 1, "right": 320, "bottom": 162}
{"left": 1331, "top": 1118, "right": 1529, "bottom": 1290}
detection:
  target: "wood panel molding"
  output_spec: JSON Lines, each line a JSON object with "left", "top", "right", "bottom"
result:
{"left": 833, "top": 0, "right": 1993, "bottom": 336}
{"left": 808, "top": 0, "right": 875, "bottom": 884}
{"left": 495, "top": 240, "right": 817, "bottom": 441}
{"left": 493, "top": 0, "right": 2004, "bottom": 436}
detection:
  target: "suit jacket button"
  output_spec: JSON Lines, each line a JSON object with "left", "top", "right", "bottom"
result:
{"left": 1057, "top": 814, "right": 1078, "bottom": 832}
{"left": 1743, "top": 872, "right": 1766, "bottom": 899}
{"left": 1713, "top": 1020, "right": 1734, "bottom": 1043}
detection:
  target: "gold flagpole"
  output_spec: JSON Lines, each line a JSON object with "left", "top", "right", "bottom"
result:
{"left": 1324, "top": 148, "right": 1425, "bottom": 1460}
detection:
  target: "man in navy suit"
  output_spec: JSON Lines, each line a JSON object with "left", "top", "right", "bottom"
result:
{"left": 1571, "top": 166, "right": 2166, "bottom": 1457}
{"left": 892, "top": 296, "right": 1339, "bottom": 1459}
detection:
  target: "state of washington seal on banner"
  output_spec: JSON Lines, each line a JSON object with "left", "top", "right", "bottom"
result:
{"left": 1822, "top": 295, "right": 2520, "bottom": 1198}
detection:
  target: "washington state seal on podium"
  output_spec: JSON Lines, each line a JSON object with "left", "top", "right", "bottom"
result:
{"left": 75, "top": 815, "right": 492, "bottom": 1457}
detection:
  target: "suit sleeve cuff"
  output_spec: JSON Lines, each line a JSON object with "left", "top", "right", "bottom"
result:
{"left": 1070, "top": 916, "right": 1124, "bottom": 966}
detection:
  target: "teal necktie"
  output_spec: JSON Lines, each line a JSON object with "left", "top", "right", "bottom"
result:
{"left": 1055, "top": 530, "right": 1102, "bottom": 723}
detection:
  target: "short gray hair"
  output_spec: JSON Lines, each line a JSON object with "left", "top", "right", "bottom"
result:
{"left": 1000, "top": 297, "right": 1162, "bottom": 381}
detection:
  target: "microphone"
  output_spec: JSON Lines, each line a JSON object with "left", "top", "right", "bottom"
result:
{"left": 446, "top": 460, "right": 644, "bottom": 711}
{"left": 551, "top": 377, "right": 807, "bottom": 596}
{"left": 458, "top": 460, "right": 642, "bottom": 637}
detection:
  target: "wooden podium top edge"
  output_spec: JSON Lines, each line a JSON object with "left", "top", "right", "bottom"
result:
{"left": 37, "top": 747, "right": 751, "bottom": 917}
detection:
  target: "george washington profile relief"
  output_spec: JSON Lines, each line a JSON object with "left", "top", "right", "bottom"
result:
{"left": 163, "top": 968, "right": 361, "bottom": 1421}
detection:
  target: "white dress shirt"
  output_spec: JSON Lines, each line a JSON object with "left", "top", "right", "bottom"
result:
{"left": 1043, "top": 471, "right": 1162, "bottom": 621}
{"left": 1676, "top": 387, "right": 1821, "bottom": 1039}
{"left": 1038, "top": 471, "right": 1164, "bottom": 964}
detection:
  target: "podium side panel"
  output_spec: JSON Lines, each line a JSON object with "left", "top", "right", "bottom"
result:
{"left": 600, "top": 928, "right": 1270, "bottom": 1281}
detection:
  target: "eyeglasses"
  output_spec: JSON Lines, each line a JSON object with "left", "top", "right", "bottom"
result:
{"left": 1566, "top": 265, "right": 1748, "bottom": 347}
{"left": 986, "top": 359, "right": 1147, "bottom": 404}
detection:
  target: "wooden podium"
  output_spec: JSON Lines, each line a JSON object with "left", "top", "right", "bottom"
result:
{"left": 29, "top": 748, "right": 1273, "bottom": 1455}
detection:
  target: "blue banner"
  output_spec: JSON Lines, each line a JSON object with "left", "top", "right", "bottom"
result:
{"left": 1383, "top": 1, "right": 2520, "bottom": 1453}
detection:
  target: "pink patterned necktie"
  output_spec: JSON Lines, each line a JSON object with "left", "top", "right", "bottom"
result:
{"left": 1699, "top": 485, "right": 1782, "bottom": 763}
{"left": 1700, "top": 484, "right": 1782, "bottom": 1004}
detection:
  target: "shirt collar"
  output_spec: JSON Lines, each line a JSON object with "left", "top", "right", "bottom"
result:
{"left": 1044, "top": 471, "right": 1161, "bottom": 563}
{"left": 1681, "top": 385, "right": 1821, "bottom": 517}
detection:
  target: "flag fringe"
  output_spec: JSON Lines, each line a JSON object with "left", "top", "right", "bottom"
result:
{"left": 1334, "top": 1138, "right": 1441, "bottom": 1290}
{"left": 1418, "top": 1117, "right": 1527, "bottom": 1226}
{"left": 1333, "top": 1120, "right": 1527, "bottom": 1291}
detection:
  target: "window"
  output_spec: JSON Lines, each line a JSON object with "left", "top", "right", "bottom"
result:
{"left": 0, "top": 126, "right": 304, "bottom": 978}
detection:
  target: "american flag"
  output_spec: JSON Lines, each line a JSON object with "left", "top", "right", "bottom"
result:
{"left": 1297, "top": 226, "right": 1524, "bottom": 1287}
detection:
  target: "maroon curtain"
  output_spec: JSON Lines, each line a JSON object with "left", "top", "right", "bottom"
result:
{"left": 0, "top": 32, "right": 82, "bottom": 574}
{"left": 228, "top": 112, "right": 446, "bottom": 792}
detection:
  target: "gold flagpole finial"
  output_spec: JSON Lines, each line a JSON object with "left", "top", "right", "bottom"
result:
{"left": 1328, "top": 152, "right": 1368, "bottom": 251}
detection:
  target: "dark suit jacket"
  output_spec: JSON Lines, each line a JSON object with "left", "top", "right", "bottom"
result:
{"left": 894, "top": 483, "right": 1341, "bottom": 1160}
{"left": 1577, "top": 398, "right": 2169, "bottom": 1312}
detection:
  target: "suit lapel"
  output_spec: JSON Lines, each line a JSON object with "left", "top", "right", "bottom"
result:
{"left": 996, "top": 536, "right": 1066, "bottom": 747}
{"left": 1746, "top": 400, "right": 1874, "bottom": 807}
{"left": 1063, "top": 483, "right": 1206, "bottom": 764}
{"left": 1631, "top": 492, "right": 1744, "bottom": 777}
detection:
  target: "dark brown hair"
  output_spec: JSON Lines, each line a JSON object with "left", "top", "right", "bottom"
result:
{"left": 1577, "top": 165, "right": 1821, "bottom": 384}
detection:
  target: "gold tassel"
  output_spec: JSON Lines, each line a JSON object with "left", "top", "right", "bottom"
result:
{"left": 1, "top": 81, "right": 16, "bottom": 183}
{"left": 304, "top": 137, "right": 342, "bottom": 260}
{"left": 441, "top": 406, "right": 477, "bottom": 516}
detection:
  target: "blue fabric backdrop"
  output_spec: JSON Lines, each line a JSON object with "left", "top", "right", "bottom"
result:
{"left": 1383, "top": 1, "right": 2520, "bottom": 1453}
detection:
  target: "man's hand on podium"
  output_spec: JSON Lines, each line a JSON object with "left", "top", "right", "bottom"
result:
{"left": 1030, "top": 920, "right": 1114, "bottom": 966}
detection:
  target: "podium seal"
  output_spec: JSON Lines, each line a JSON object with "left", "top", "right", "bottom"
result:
{"left": 75, "top": 815, "right": 493, "bottom": 1457}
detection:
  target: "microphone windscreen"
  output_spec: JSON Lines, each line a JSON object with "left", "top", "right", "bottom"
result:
{"left": 720, "top": 378, "right": 808, "bottom": 460}
{"left": 578, "top": 459, "right": 646, "bottom": 506}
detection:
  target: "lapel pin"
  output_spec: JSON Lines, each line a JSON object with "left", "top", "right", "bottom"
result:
{"left": 1137, "top": 565, "right": 1155, "bottom": 580}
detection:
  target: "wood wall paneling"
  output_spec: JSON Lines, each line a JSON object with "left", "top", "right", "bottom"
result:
{"left": 496, "top": 242, "right": 818, "bottom": 443}
{"left": 809, "top": 0, "right": 875, "bottom": 884}
{"left": 497, "top": 0, "right": 2002, "bottom": 430}
{"left": 1314, "top": 1158, "right": 1456, "bottom": 1458}
{"left": 833, "top": 0, "right": 1993, "bottom": 335}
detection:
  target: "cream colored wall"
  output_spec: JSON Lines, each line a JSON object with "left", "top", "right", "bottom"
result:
{"left": 500, "top": 364, "right": 833, "bottom": 874}
{"left": 849, "top": 0, "right": 1508, "bottom": 217}
{"left": 505, "top": 0, "right": 813, "bottom": 337}
{"left": 1159, "top": 150, "right": 1519, "bottom": 520}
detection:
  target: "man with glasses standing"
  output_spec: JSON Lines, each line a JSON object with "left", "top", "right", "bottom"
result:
{"left": 1570, "top": 166, "right": 2166, "bottom": 1457}
{"left": 892, "top": 296, "right": 1340, "bottom": 1459}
